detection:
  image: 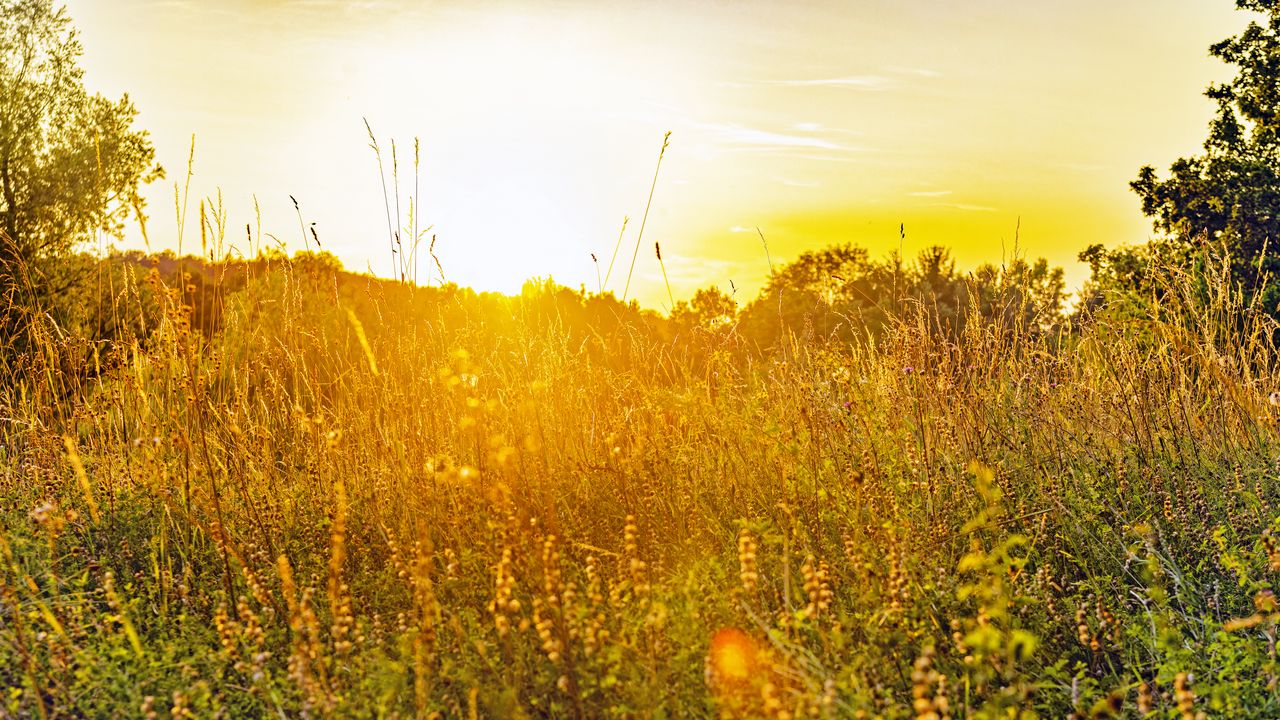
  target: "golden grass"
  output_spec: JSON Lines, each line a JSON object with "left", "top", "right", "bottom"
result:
{"left": 1, "top": 220, "right": 1279, "bottom": 717}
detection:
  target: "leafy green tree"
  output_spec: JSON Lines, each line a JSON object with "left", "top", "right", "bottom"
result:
{"left": 1130, "top": 0, "right": 1280, "bottom": 310}
{"left": 1075, "top": 242, "right": 1183, "bottom": 321}
{"left": 912, "top": 245, "right": 966, "bottom": 335}
{"left": 736, "top": 242, "right": 1067, "bottom": 351}
{"left": 738, "top": 244, "right": 902, "bottom": 349}
{"left": 0, "top": 0, "right": 161, "bottom": 332}
{"left": 966, "top": 257, "right": 1066, "bottom": 334}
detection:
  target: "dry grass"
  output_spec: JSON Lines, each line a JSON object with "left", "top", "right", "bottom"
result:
{"left": 1, "top": 219, "right": 1280, "bottom": 718}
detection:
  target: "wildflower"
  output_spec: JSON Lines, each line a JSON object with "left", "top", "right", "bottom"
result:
{"left": 1174, "top": 673, "right": 1198, "bottom": 720}
{"left": 737, "top": 528, "right": 759, "bottom": 595}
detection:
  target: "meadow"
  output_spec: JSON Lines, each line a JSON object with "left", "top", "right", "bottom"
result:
{"left": 1, "top": 226, "right": 1279, "bottom": 719}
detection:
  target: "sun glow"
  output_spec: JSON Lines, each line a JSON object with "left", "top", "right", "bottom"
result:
{"left": 67, "top": 0, "right": 1245, "bottom": 307}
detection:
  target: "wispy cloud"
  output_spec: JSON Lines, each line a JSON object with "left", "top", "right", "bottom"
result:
{"left": 908, "top": 190, "right": 953, "bottom": 198}
{"left": 693, "top": 121, "right": 854, "bottom": 152}
{"left": 766, "top": 75, "right": 891, "bottom": 90}
{"left": 725, "top": 127, "right": 845, "bottom": 150}
{"left": 792, "top": 122, "right": 864, "bottom": 136}
{"left": 773, "top": 152, "right": 864, "bottom": 163}
{"left": 721, "top": 75, "right": 891, "bottom": 91}
{"left": 932, "top": 202, "right": 998, "bottom": 212}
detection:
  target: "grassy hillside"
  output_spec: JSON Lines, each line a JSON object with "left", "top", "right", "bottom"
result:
{"left": 1, "top": 248, "right": 1279, "bottom": 718}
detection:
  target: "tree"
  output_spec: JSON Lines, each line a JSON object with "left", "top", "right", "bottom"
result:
{"left": 912, "top": 245, "right": 965, "bottom": 335}
{"left": 0, "top": 0, "right": 161, "bottom": 328}
{"left": 738, "top": 244, "right": 899, "bottom": 349}
{"left": 966, "top": 257, "right": 1065, "bottom": 334}
{"left": 1130, "top": 0, "right": 1280, "bottom": 310}
{"left": 671, "top": 286, "right": 737, "bottom": 334}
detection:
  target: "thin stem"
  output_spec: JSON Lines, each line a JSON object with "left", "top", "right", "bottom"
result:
{"left": 603, "top": 216, "right": 628, "bottom": 292}
{"left": 623, "top": 132, "right": 671, "bottom": 303}
{"left": 656, "top": 242, "right": 674, "bottom": 310}
{"left": 364, "top": 118, "right": 397, "bottom": 279}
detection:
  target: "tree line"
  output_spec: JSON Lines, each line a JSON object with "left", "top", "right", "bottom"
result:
{"left": 3, "top": 0, "right": 1280, "bottom": 362}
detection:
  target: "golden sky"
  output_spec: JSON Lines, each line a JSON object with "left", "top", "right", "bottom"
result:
{"left": 65, "top": 0, "right": 1245, "bottom": 309}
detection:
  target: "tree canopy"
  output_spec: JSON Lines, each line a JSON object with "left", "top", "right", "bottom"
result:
{"left": 1129, "top": 0, "right": 1280, "bottom": 309}
{"left": 737, "top": 244, "right": 1065, "bottom": 350}
{"left": 0, "top": 0, "right": 161, "bottom": 319}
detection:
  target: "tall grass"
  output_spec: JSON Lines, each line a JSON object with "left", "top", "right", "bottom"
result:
{"left": 1, "top": 210, "right": 1279, "bottom": 718}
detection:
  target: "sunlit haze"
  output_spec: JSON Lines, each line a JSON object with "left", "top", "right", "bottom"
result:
{"left": 65, "top": 0, "right": 1243, "bottom": 308}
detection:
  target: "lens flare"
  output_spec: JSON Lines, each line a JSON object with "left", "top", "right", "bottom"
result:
{"left": 708, "top": 628, "right": 756, "bottom": 683}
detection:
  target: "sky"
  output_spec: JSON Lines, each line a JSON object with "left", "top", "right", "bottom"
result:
{"left": 63, "top": 0, "right": 1248, "bottom": 309}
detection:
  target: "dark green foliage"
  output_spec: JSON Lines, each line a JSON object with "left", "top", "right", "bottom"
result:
{"left": 1129, "top": 0, "right": 1280, "bottom": 313}
{"left": 0, "top": 0, "right": 161, "bottom": 347}
{"left": 738, "top": 244, "right": 1064, "bottom": 350}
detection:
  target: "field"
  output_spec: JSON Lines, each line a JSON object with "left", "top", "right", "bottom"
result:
{"left": 0, "top": 242, "right": 1278, "bottom": 719}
